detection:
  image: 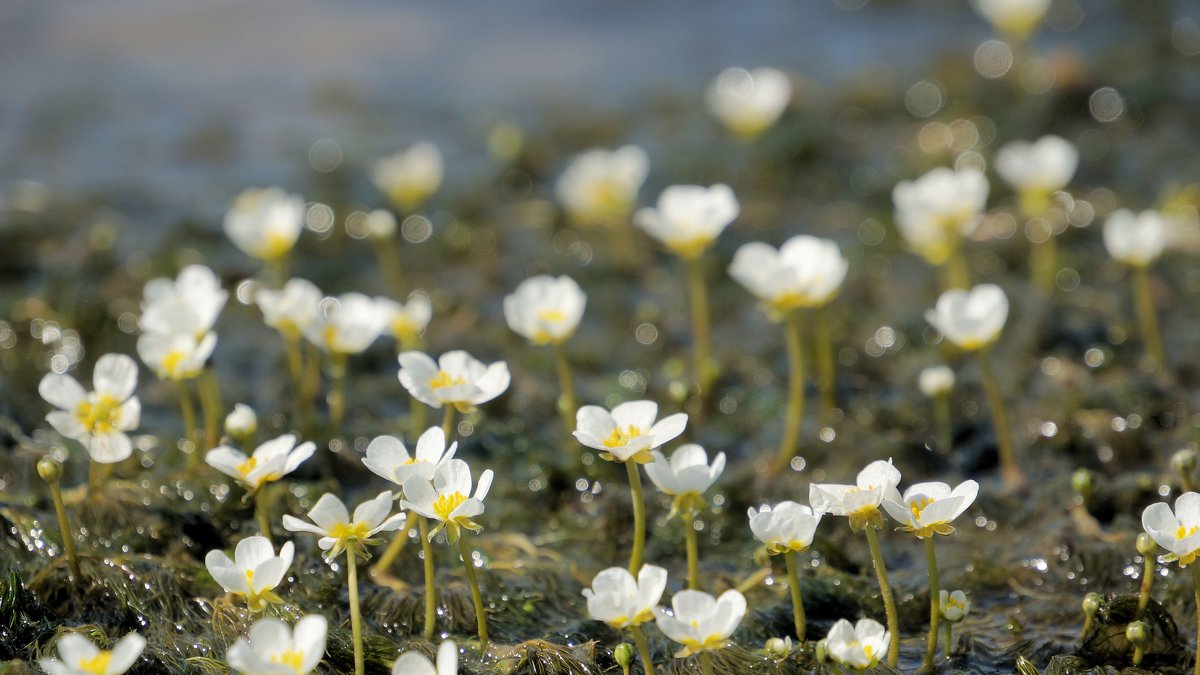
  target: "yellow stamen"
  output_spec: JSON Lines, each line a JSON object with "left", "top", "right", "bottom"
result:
{"left": 78, "top": 651, "right": 112, "bottom": 675}
{"left": 237, "top": 457, "right": 258, "bottom": 477}
{"left": 256, "top": 230, "right": 294, "bottom": 260}
{"left": 269, "top": 649, "right": 307, "bottom": 672}
{"left": 429, "top": 370, "right": 466, "bottom": 390}
{"left": 329, "top": 521, "right": 372, "bottom": 543}
{"left": 602, "top": 425, "right": 642, "bottom": 448}
{"left": 1177, "top": 525, "right": 1198, "bottom": 540}
{"left": 432, "top": 492, "right": 468, "bottom": 521}
{"left": 74, "top": 394, "right": 122, "bottom": 434}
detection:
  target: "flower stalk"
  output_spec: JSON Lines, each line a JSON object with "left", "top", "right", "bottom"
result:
{"left": 784, "top": 550, "right": 806, "bottom": 644}
{"left": 684, "top": 256, "right": 714, "bottom": 397}
{"left": 328, "top": 354, "right": 348, "bottom": 433}
{"left": 372, "top": 236, "right": 407, "bottom": 299}
{"left": 1132, "top": 265, "right": 1163, "bottom": 372}
{"left": 629, "top": 625, "right": 657, "bottom": 675}
{"left": 816, "top": 307, "right": 836, "bottom": 423}
{"left": 626, "top": 461, "right": 647, "bottom": 574}
{"left": 554, "top": 343, "right": 577, "bottom": 436}
{"left": 942, "top": 243, "right": 970, "bottom": 291}
{"left": 441, "top": 406, "right": 456, "bottom": 441}
{"left": 976, "top": 347, "right": 1023, "bottom": 488}
{"left": 776, "top": 311, "right": 805, "bottom": 468}
{"left": 254, "top": 487, "right": 272, "bottom": 541}
{"left": 699, "top": 651, "right": 714, "bottom": 675}
{"left": 419, "top": 515, "right": 437, "bottom": 640}
{"left": 924, "top": 537, "right": 941, "bottom": 670}
{"left": 347, "top": 549, "right": 365, "bottom": 675}
{"left": 1031, "top": 233, "right": 1057, "bottom": 294}
{"left": 199, "top": 366, "right": 224, "bottom": 449}
{"left": 457, "top": 536, "right": 490, "bottom": 653}
{"left": 177, "top": 380, "right": 199, "bottom": 471}
{"left": 684, "top": 514, "right": 700, "bottom": 590}
{"left": 863, "top": 526, "right": 900, "bottom": 668}
{"left": 1136, "top": 533, "right": 1156, "bottom": 620}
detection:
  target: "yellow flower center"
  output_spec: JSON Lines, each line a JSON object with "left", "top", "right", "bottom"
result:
{"left": 322, "top": 324, "right": 339, "bottom": 351}
{"left": 329, "top": 521, "right": 372, "bottom": 543}
{"left": 256, "top": 230, "right": 294, "bottom": 261}
{"left": 237, "top": 457, "right": 258, "bottom": 477}
{"left": 863, "top": 644, "right": 875, "bottom": 660}
{"left": 269, "top": 649, "right": 307, "bottom": 672}
{"left": 433, "top": 491, "right": 468, "bottom": 521}
{"left": 909, "top": 497, "right": 935, "bottom": 521}
{"left": 75, "top": 394, "right": 122, "bottom": 434}
{"left": 1177, "top": 525, "right": 1198, "bottom": 540}
{"left": 161, "top": 350, "right": 188, "bottom": 378}
{"left": 602, "top": 425, "right": 643, "bottom": 448}
{"left": 537, "top": 308, "right": 567, "bottom": 323}
{"left": 429, "top": 370, "right": 466, "bottom": 390}
{"left": 391, "top": 316, "right": 418, "bottom": 343}
{"left": 79, "top": 651, "right": 112, "bottom": 675}
{"left": 666, "top": 235, "right": 714, "bottom": 260}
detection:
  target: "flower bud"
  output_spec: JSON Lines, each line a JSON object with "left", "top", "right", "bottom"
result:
{"left": 1071, "top": 468, "right": 1094, "bottom": 502}
{"left": 815, "top": 639, "right": 829, "bottom": 664}
{"left": 37, "top": 457, "right": 62, "bottom": 484}
{"left": 1172, "top": 448, "right": 1197, "bottom": 478}
{"left": 225, "top": 404, "right": 257, "bottom": 443}
{"left": 764, "top": 637, "right": 792, "bottom": 660}
{"left": 1125, "top": 620, "right": 1148, "bottom": 648}
{"left": 1137, "top": 532, "right": 1157, "bottom": 557}
{"left": 1082, "top": 592, "right": 1102, "bottom": 618}
{"left": 613, "top": 643, "right": 635, "bottom": 670}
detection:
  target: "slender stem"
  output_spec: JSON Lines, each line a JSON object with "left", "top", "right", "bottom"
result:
{"left": 48, "top": 482, "right": 81, "bottom": 579}
{"left": 815, "top": 307, "right": 836, "bottom": 423}
{"left": 554, "top": 343, "right": 577, "bottom": 436}
{"left": 1031, "top": 234, "right": 1058, "bottom": 294}
{"left": 254, "top": 487, "right": 271, "bottom": 541}
{"left": 329, "top": 354, "right": 347, "bottom": 433}
{"left": 371, "top": 512, "right": 413, "bottom": 578}
{"left": 684, "top": 256, "right": 714, "bottom": 396}
{"left": 177, "top": 380, "right": 199, "bottom": 471}
{"left": 976, "top": 348, "right": 1023, "bottom": 488}
{"left": 410, "top": 394, "right": 427, "bottom": 440}
{"left": 1136, "top": 552, "right": 1155, "bottom": 620}
{"left": 699, "top": 651, "right": 714, "bottom": 675}
{"left": 1189, "top": 563, "right": 1200, "bottom": 675}
{"left": 629, "top": 624, "right": 657, "bottom": 675}
{"left": 684, "top": 514, "right": 700, "bottom": 590}
{"left": 87, "top": 461, "right": 105, "bottom": 500}
{"left": 934, "top": 392, "right": 952, "bottom": 454}
{"left": 944, "top": 621, "right": 952, "bottom": 659}
{"left": 284, "top": 336, "right": 309, "bottom": 430}
{"left": 266, "top": 254, "right": 289, "bottom": 288}
{"left": 372, "top": 236, "right": 406, "bottom": 299}
{"left": 608, "top": 218, "right": 645, "bottom": 272}
{"left": 419, "top": 516, "right": 437, "bottom": 641}
{"left": 1133, "top": 644, "right": 1144, "bottom": 667}
{"left": 457, "top": 536, "right": 490, "bottom": 653}
{"left": 776, "top": 311, "right": 805, "bottom": 467}
{"left": 200, "top": 366, "right": 224, "bottom": 448}
{"left": 301, "top": 343, "right": 321, "bottom": 439}
{"left": 944, "top": 243, "right": 970, "bottom": 291}
{"left": 864, "top": 526, "right": 900, "bottom": 668}
{"left": 626, "top": 461, "right": 647, "bottom": 574}
{"left": 784, "top": 551, "right": 807, "bottom": 644}
{"left": 1133, "top": 266, "right": 1164, "bottom": 372}
{"left": 924, "top": 537, "right": 941, "bottom": 670}
{"left": 441, "top": 406, "right": 456, "bottom": 441}
{"left": 347, "top": 550, "right": 364, "bottom": 675}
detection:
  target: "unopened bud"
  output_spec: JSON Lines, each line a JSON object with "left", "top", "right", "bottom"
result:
{"left": 1071, "top": 468, "right": 1094, "bottom": 502}
{"left": 613, "top": 643, "right": 635, "bottom": 670}
{"left": 1082, "top": 592, "right": 1102, "bottom": 618}
{"left": 37, "top": 457, "right": 62, "bottom": 484}
{"left": 1137, "top": 533, "right": 1157, "bottom": 557}
{"left": 765, "top": 637, "right": 792, "bottom": 660}
{"left": 1125, "top": 620, "right": 1148, "bottom": 648}
{"left": 224, "top": 404, "right": 257, "bottom": 443}
{"left": 815, "top": 639, "right": 829, "bottom": 663}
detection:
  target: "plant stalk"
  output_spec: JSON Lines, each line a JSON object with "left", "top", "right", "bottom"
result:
{"left": 48, "top": 481, "right": 81, "bottom": 579}
{"left": 626, "top": 461, "right": 647, "bottom": 574}
{"left": 784, "top": 550, "right": 807, "bottom": 644}
{"left": 554, "top": 343, "right": 578, "bottom": 436}
{"left": 976, "top": 347, "right": 1023, "bottom": 489}
{"left": 419, "top": 516, "right": 437, "bottom": 640}
{"left": 1132, "top": 266, "right": 1164, "bottom": 372}
{"left": 177, "top": 380, "right": 199, "bottom": 471}
{"left": 864, "top": 526, "right": 900, "bottom": 668}
{"left": 684, "top": 515, "right": 700, "bottom": 590}
{"left": 924, "top": 537, "right": 941, "bottom": 670}
{"left": 630, "top": 624, "right": 657, "bottom": 675}
{"left": 458, "top": 536, "right": 490, "bottom": 653}
{"left": 776, "top": 311, "right": 805, "bottom": 467}
{"left": 815, "top": 307, "right": 836, "bottom": 423}
{"left": 684, "top": 256, "right": 714, "bottom": 397}
{"left": 347, "top": 549, "right": 364, "bottom": 675}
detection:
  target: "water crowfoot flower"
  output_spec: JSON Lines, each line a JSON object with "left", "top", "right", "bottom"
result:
{"left": 583, "top": 565, "right": 668, "bottom": 675}
{"left": 892, "top": 168, "right": 988, "bottom": 289}
{"left": 377, "top": 292, "right": 433, "bottom": 352}
{"left": 971, "top": 0, "right": 1052, "bottom": 41}
{"left": 556, "top": 145, "right": 649, "bottom": 229}
{"left": 655, "top": 589, "right": 746, "bottom": 675}
{"left": 504, "top": 275, "right": 587, "bottom": 433}
{"left": 995, "top": 136, "right": 1079, "bottom": 292}
{"left": 206, "top": 434, "right": 316, "bottom": 538}
{"left": 398, "top": 350, "right": 511, "bottom": 439}
{"left": 748, "top": 502, "right": 821, "bottom": 643}
{"left": 919, "top": 365, "right": 956, "bottom": 453}
{"left": 257, "top": 278, "right": 323, "bottom": 428}
{"left": 392, "top": 640, "right": 456, "bottom": 675}
{"left": 825, "top": 618, "right": 889, "bottom": 671}
{"left": 1104, "top": 209, "right": 1168, "bottom": 371}
{"left": 303, "top": 293, "right": 388, "bottom": 431}
{"left": 370, "top": 141, "right": 443, "bottom": 213}
{"left": 205, "top": 535, "right": 294, "bottom": 612}
{"left": 1142, "top": 494, "right": 1200, "bottom": 675}
{"left": 644, "top": 444, "right": 724, "bottom": 589}
{"left": 224, "top": 187, "right": 305, "bottom": 272}
{"left": 939, "top": 590, "right": 971, "bottom": 658}
{"left": 226, "top": 615, "right": 327, "bottom": 675}
{"left": 39, "top": 631, "right": 146, "bottom": 675}
{"left": 706, "top": 67, "right": 791, "bottom": 140}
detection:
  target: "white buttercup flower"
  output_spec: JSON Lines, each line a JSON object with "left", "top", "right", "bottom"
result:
{"left": 303, "top": 293, "right": 388, "bottom": 356}
{"left": 635, "top": 184, "right": 739, "bottom": 259}
{"left": 706, "top": 67, "right": 792, "bottom": 139}
{"left": 825, "top": 618, "right": 890, "bottom": 670}
{"left": 747, "top": 501, "right": 822, "bottom": 555}
{"left": 729, "top": 235, "right": 848, "bottom": 317}
{"left": 1104, "top": 209, "right": 1168, "bottom": 268}
{"left": 994, "top": 135, "right": 1078, "bottom": 215}
{"left": 1142, "top": 492, "right": 1200, "bottom": 566}
{"left": 136, "top": 330, "right": 216, "bottom": 381}
{"left": 398, "top": 350, "right": 510, "bottom": 412}
{"left": 925, "top": 284, "right": 1009, "bottom": 351}
{"left": 655, "top": 589, "right": 746, "bottom": 657}
{"left": 376, "top": 292, "right": 432, "bottom": 346}
{"left": 225, "top": 403, "right": 258, "bottom": 440}
{"left": 365, "top": 209, "right": 397, "bottom": 240}
{"left": 556, "top": 145, "right": 649, "bottom": 227}
{"left": 918, "top": 365, "right": 956, "bottom": 398}
{"left": 39, "top": 632, "right": 146, "bottom": 675}
{"left": 503, "top": 275, "right": 587, "bottom": 346}
{"left": 940, "top": 590, "right": 971, "bottom": 623}
{"left": 644, "top": 444, "right": 725, "bottom": 516}
{"left": 282, "top": 491, "right": 407, "bottom": 561}
{"left": 371, "top": 141, "right": 443, "bottom": 212}
{"left": 224, "top": 187, "right": 305, "bottom": 261}
{"left": 140, "top": 265, "right": 228, "bottom": 339}
{"left": 363, "top": 426, "right": 457, "bottom": 488}
{"left": 399, "top": 458, "right": 493, "bottom": 543}
{"left": 882, "top": 480, "right": 979, "bottom": 538}
{"left": 573, "top": 400, "right": 688, "bottom": 464}
{"left": 892, "top": 168, "right": 989, "bottom": 265}
{"left": 205, "top": 535, "right": 294, "bottom": 611}
{"left": 391, "top": 640, "right": 457, "bottom": 675}
{"left": 227, "top": 615, "right": 327, "bottom": 675}
{"left": 809, "top": 459, "right": 902, "bottom": 532}
{"left": 971, "top": 0, "right": 1052, "bottom": 37}
{"left": 257, "top": 278, "right": 323, "bottom": 341}
{"left": 582, "top": 564, "right": 668, "bottom": 629}
{"left": 40, "top": 354, "right": 141, "bottom": 464}
{"left": 206, "top": 434, "right": 316, "bottom": 492}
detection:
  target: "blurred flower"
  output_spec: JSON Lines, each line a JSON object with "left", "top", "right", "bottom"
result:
{"left": 227, "top": 615, "right": 326, "bottom": 675}
{"left": 363, "top": 426, "right": 457, "bottom": 487}
{"left": 655, "top": 589, "right": 746, "bottom": 657}
{"left": 1142, "top": 492, "right": 1200, "bottom": 565}
{"left": 400, "top": 458, "right": 493, "bottom": 543}
{"left": 376, "top": 292, "right": 432, "bottom": 346}
{"left": 365, "top": 209, "right": 397, "bottom": 240}
{"left": 917, "top": 365, "right": 955, "bottom": 398}
{"left": 282, "top": 491, "right": 406, "bottom": 561}
{"left": 940, "top": 590, "right": 971, "bottom": 623}
{"left": 225, "top": 404, "right": 258, "bottom": 441}
{"left": 503, "top": 275, "right": 587, "bottom": 346}
{"left": 809, "top": 459, "right": 902, "bottom": 532}
{"left": 882, "top": 480, "right": 979, "bottom": 538}
{"left": 971, "top": 0, "right": 1052, "bottom": 39}
{"left": 136, "top": 330, "right": 216, "bottom": 381}
{"left": 635, "top": 185, "right": 739, "bottom": 259}
{"left": 747, "top": 501, "right": 822, "bottom": 555}
{"left": 582, "top": 565, "right": 668, "bottom": 629}
{"left": 994, "top": 136, "right": 1078, "bottom": 216}
{"left": 140, "top": 265, "right": 228, "bottom": 339}
{"left": 925, "top": 284, "right": 1009, "bottom": 351}
{"left": 1103, "top": 209, "right": 1168, "bottom": 268}
{"left": 706, "top": 67, "right": 792, "bottom": 139}
{"left": 764, "top": 636, "right": 793, "bottom": 660}
{"left": 40, "top": 354, "right": 141, "bottom": 464}
{"left": 205, "top": 535, "right": 294, "bottom": 611}
{"left": 556, "top": 146, "right": 649, "bottom": 227}
{"left": 303, "top": 293, "right": 387, "bottom": 356}
{"left": 39, "top": 632, "right": 145, "bottom": 675}
{"left": 892, "top": 168, "right": 988, "bottom": 265}
{"left": 644, "top": 444, "right": 725, "bottom": 516}
{"left": 574, "top": 400, "right": 688, "bottom": 463}
{"left": 391, "top": 640, "right": 457, "bottom": 675}
{"left": 729, "top": 235, "right": 848, "bottom": 318}
{"left": 398, "top": 350, "right": 510, "bottom": 412}
{"left": 206, "top": 434, "right": 316, "bottom": 493}
{"left": 825, "top": 618, "right": 889, "bottom": 670}
{"left": 223, "top": 187, "right": 305, "bottom": 262}
{"left": 371, "top": 142, "right": 443, "bottom": 212}
{"left": 257, "top": 278, "right": 323, "bottom": 341}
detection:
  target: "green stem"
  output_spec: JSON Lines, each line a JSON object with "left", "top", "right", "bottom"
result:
{"left": 977, "top": 347, "right": 1023, "bottom": 488}
{"left": 1031, "top": 233, "right": 1058, "bottom": 294}
{"left": 372, "top": 236, "right": 406, "bottom": 299}
{"left": 684, "top": 515, "right": 700, "bottom": 590}
{"left": 699, "top": 651, "right": 714, "bottom": 675}
{"left": 924, "top": 537, "right": 941, "bottom": 670}
{"left": 944, "top": 621, "right": 952, "bottom": 659}
{"left": 629, "top": 624, "right": 657, "bottom": 675}
{"left": 776, "top": 311, "right": 805, "bottom": 468}
{"left": 441, "top": 406, "right": 456, "bottom": 441}
{"left": 1191, "top": 564, "right": 1200, "bottom": 675}
{"left": 934, "top": 392, "right": 952, "bottom": 454}
{"left": 1133, "top": 644, "right": 1144, "bottom": 667}
{"left": 177, "top": 380, "right": 199, "bottom": 471}
{"left": 347, "top": 549, "right": 364, "bottom": 675}
{"left": 371, "top": 512, "right": 413, "bottom": 579}
{"left": 419, "top": 516, "right": 437, "bottom": 641}
{"left": 784, "top": 551, "right": 806, "bottom": 644}
{"left": 943, "top": 242, "right": 970, "bottom": 291}
{"left": 284, "top": 336, "right": 309, "bottom": 430}
{"left": 254, "top": 487, "right": 272, "bottom": 541}
{"left": 410, "top": 394, "right": 427, "bottom": 441}
{"left": 457, "top": 536, "right": 490, "bottom": 653}
{"left": 48, "top": 482, "right": 81, "bottom": 579}
{"left": 266, "top": 254, "right": 289, "bottom": 288}
{"left": 626, "top": 461, "right": 647, "bottom": 574}
{"left": 1136, "top": 551, "right": 1154, "bottom": 620}
{"left": 864, "top": 526, "right": 900, "bottom": 668}
{"left": 86, "top": 461, "right": 106, "bottom": 500}
{"left": 554, "top": 343, "right": 577, "bottom": 436}
{"left": 329, "top": 354, "right": 347, "bottom": 433}
{"left": 684, "top": 256, "right": 714, "bottom": 396}
{"left": 1133, "top": 266, "right": 1164, "bottom": 372}
{"left": 815, "top": 307, "right": 836, "bottom": 423}
{"left": 200, "top": 366, "right": 224, "bottom": 449}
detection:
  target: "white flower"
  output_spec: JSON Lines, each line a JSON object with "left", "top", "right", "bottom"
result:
{"left": 747, "top": 501, "right": 822, "bottom": 555}
{"left": 728, "top": 235, "right": 848, "bottom": 317}
{"left": 1103, "top": 209, "right": 1168, "bottom": 268}
{"left": 655, "top": 589, "right": 746, "bottom": 657}
{"left": 971, "top": 0, "right": 1052, "bottom": 37}
{"left": 397, "top": 350, "right": 510, "bottom": 412}
{"left": 282, "top": 491, "right": 406, "bottom": 561}
{"left": 635, "top": 184, "right": 739, "bottom": 259}
{"left": 825, "top": 618, "right": 889, "bottom": 670}
{"left": 204, "top": 535, "right": 294, "bottom": 611}
{"left": 39, "top": 632, "right": 146, "bottom": 675}
{"left": 391, "top": 640, "right": 457, "bottom": 675}
{"left": 363, "top": 426, "right": 457, "bottom": 488}
{"left": 376, "top": 292, "right": 432, "bottom": 346}
{"left": 1142, "top": 492, "right": 1200, "bottom": 566}
{"left": 555, "top": 145, "right": 649, "bottom": 227}
{"left": 303, "top": 293, "right": 388, "bottom": 356}
{"left": 136, "top": 330, "right": 217, "bottom": 381}
{"left": 582, "top": 565, "right": 668, "bottom": 629}
{"left": 994, "top": 136, "right": 1078, "bottom": 214}
{"left": 365, "top": 209, "right": 397, "bottom": 240}
{"left": 227, "top": 615, "right": 327, "bottom": 675}
{"left": 40, "top": 354, "right": 141, "bottom": 464}
{"left": 882, "top": 480, "right": 979, "bottom": 538}
{"left": 139, "top": 265, "right": 228, "bottom": 339}
{"left": 573, "top": 401, "right": 688, "bottom": 464}
{"left": 644, "top": 444, "right": 725, "bottom": 516}
{"left": 892, "top": 168, "right": 989, "bottom": 265}
{"left": 503, "top": 275, "right": 587, "bottom": 346}
{"left": 223, "top": 187, "right": 305, "bottom": 261}
{"left": 371, "top": 142, "right": 443, "bottom": 212}
{"left": 399, "top": 458, "right": 493, "bottom": 543}
{"left": 706, "top": 67, "right": 792, "bottom": 139}
{"left": 940, "top": 590, "right": 971, "bottom": 623}
{"left": 225, "top": 403, "right": 258, "bottom": 439}
{"left": 257, "top": 278, "right": 323, "bottom": 341}
{"left": 918, "top": 365, "right": 956, "bottom": 398}
{"left": 925, "top": 284, "right": 1009, "bottom": 351}
{"left": 809, "top": 459, "right": 902, "bottom": 532}
{"left": 206, "top": 434, "right": 316, "bottom": 492}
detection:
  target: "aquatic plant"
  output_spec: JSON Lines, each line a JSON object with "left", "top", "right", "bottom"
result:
{"left": 391, "top": 639, "right": 457, "bottom": 675}
{"left": 706, "top": 66, "right": 792, "bottom": 140}
{"left": 918, "top": 364, "right": 955, "bottom": 454}
{"left": 204, "top": 535, "right": 293, "bottom": 613}
{"left": 206, "top": 433, "right": 316, "bottom": 537}
{"left": 824, "top": 618, "right": 889, "bottom": 671}
{"left": 223, "top": 187, "right": 305, "bottom": 275}
{"left": 643, "top": 443, "right": 724, "bottom": 589}
{"left": 654, "top": 588, "right": 746, "bottom": 675}
{"left": 398, "top": 349, "right": 511, "bottom": 437}
{"left": 747, "top": 501, "right": 821, "bottom": 645}
{"left": 223, "top": 403, "right": 257, "bottom": 447}
{"left": 555, "top": 145, "right": 649, "bottom": 230}
{"left": 994, "top": 136, "right": 1078, "bottom": 291}
{"left": 226, "top": 614, "right": 327, "bottom": 675}
{"left": 582, "top": 565, "right": 668, "bottom": 675}
{"left": 39, "top": 631, "right": 146, "bottom": 675}
{"left": 892, "top": 167, "right": 988, "bottom": 290}
{"left": 939, "top": 589, "right": 971, "bottom": 658}
{"left": 302, "top": 292, "right": 387, "bottom": 431}
{"left": 1103, "top": 208, "right": 1168, "bottom": 372}
{"left": 371, "top": 142, "right": 444, "bottom": 214}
